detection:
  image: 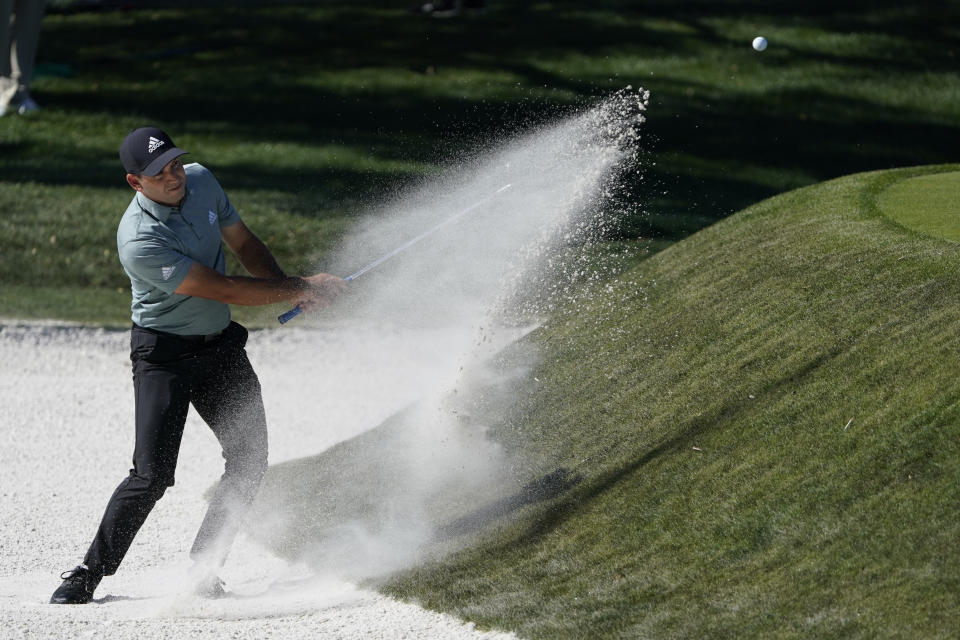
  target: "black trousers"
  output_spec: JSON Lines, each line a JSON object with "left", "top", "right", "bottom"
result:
{"left": 83, "top": 321, "right": 268, "bottom": 577}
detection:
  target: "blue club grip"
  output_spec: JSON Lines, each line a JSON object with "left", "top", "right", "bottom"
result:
{"left": 277, "top": 273, "right": 355, "bottom": 325}
{"left": 277, "top": 305, "right": 303, "bottom": 324}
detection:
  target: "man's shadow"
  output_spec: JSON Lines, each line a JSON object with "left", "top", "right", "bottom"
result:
{"left": 242, "top": 407, "right": 581, "bottom": 567}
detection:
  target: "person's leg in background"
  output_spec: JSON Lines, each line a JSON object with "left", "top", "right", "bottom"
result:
{"left": 0, "top": 0, "right": 14, "bottom": 113}
{"left": 0, "top": 0, "right": 48, "bottom": 116}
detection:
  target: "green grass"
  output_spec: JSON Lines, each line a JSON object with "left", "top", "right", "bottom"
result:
{"left": 2, "top": 1, "right": 959, "bottom": 321}
{"left": 878, "top": 171, "right": 960, "bottom": 243}
{"left": 248, "top": 164, "right": 960, "bottom": 638}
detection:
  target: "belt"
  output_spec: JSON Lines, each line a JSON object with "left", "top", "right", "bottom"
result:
{"left": 178, "top": 330, "right": 223, "bottom": 344}
{"left": 133, "top": 324, "right": 224, "bottom": 344}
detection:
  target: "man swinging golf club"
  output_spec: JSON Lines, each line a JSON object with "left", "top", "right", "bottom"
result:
{"left": 50, "top": 126, "right": 345, "bottom": 604}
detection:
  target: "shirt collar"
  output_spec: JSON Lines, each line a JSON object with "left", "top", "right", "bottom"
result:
{"left": 136, "top": 186, "right": 195, "bottom": 222}
{"left": 136, "top": 191, "right": 182, "bottom": 223}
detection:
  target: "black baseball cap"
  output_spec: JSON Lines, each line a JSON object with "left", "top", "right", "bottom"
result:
{"left": 119, "top": 126, "right": 188, "bottom": 176}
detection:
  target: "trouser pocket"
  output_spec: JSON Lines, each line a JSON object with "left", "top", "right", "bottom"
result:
{"left": 220, "top": 321, "right": 249, "bottom": 350}
{"left": 130, "top": 327, "right": 190, "bottom": 364}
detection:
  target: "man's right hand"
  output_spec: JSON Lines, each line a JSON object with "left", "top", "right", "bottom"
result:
{"left": 295, "top": 273, "right": 347, "bottom": 313}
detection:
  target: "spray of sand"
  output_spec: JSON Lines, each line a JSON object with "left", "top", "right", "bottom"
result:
{"left": 247, "top": 88, "right": 650, "bottom": 583}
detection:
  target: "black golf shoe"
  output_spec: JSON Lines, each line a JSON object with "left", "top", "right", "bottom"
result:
{"left": 50, "top": 566, "right": 101, "bottom": 604}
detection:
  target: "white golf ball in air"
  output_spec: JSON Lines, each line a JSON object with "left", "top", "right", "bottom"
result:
{"left": 752, "top": 36, "right": 768, "bottom": 51}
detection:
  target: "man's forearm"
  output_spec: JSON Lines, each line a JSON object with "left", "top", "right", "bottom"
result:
{"left": 174, "top": 260, "right": 308, "bottom": 306}
{"left": 212, "top": 274, "right": 306, "bottom": 306}
{"left": 235, "top": 232, "right": 287, "bottom": 279}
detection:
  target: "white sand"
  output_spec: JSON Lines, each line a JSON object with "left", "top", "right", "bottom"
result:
{"left": 0, "top": 322, "right": 516, "bottom": 640}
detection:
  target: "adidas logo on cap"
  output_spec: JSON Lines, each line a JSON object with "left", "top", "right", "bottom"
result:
{"left": 147, "top": 136, "right": 166, "bottom": 154}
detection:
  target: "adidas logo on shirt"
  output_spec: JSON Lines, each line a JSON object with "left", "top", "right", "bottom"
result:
{"left": 161, "top": 265, "right": 176, "bottom": 281}
{"left": 148, "top": 136, "right": 165, "bottom": 154}
{"left": 208, "top": 210, "right": 217, "bottom": 226}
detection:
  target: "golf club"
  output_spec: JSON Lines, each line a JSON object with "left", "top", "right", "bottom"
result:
{"left": 278, "top": 183, "right": 513, "bottom": 324}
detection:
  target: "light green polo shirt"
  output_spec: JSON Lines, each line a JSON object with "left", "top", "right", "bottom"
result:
{"left": 117, "top": 163, "right": 241, "bottom": 335}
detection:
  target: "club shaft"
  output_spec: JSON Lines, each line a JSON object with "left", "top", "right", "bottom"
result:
{"left": 277, "top": 183, "right": 512, "bottom": 324}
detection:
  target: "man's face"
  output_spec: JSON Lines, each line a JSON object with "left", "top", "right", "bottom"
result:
{"left": 128, "top": 157, "right": 186, "bottom": 206}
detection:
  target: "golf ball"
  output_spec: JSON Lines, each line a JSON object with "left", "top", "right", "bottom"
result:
{"left": 752, "top": 36, "right": 768, "bottom": 51}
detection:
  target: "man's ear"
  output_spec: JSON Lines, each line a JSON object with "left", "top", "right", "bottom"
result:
{"left": 126, "top": 173, "right": 142, "bottom": 191}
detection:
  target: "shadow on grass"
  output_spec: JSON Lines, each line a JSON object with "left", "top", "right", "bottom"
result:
{"left": 242, "top": 328, "right": 845, "bottom": 570}
{"left": 8, "top": 0, "right": 957, "bottom": 242}
{"left": 435, "top": 467, "right": 583, "bottom": 540}
{"left": 244, "top": 409, "right": 583, "bottom": 565}
{"left": 493, "top": 345, "right": 846, "bottom": 551}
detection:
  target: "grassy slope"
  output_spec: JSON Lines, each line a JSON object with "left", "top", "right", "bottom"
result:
{"left": 2, "top": 1, "right": 959, "bottom": 323}
{"left": 366, "top": 165, "right": 960, "bottom": 638}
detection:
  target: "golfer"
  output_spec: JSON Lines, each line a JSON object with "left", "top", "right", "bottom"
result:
{"left": 50, "top": 127, "right": 345, "bottom": 604}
